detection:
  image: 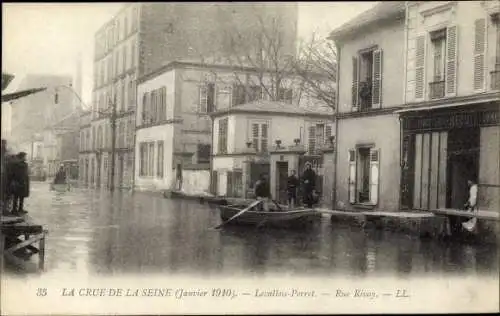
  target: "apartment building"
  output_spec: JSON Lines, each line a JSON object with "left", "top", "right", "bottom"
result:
{"left": 330, "top": 2, "right": 407, "bottom": 212}
{"left": 397, "top": 1, "right": 500, "bottom": 213}
{"left": 87, "top": 3, "right": 299, "bottom": 190}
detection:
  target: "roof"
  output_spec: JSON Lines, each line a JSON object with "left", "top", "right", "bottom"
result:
{"left": 210, "top": 100, "right": 333, "bottom": 118}
{"left": 329, "top": 2, "right": 406, "bottom": 41}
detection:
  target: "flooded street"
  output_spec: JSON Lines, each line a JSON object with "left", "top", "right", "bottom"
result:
{"left": 9, "top": 182, "right": 499, "bottom": 278}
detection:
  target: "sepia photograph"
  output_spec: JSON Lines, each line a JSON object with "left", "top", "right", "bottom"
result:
{"left": 1, "top": 1, "right": 499, "bottom": 314}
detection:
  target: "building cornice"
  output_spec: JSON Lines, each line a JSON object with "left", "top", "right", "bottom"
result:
{"left": 210, "top": 109, "right": 334, "bottom": 120}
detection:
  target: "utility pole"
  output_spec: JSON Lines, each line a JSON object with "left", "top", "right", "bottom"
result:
{"left": 109, "top": 95, "right": 117, "bottom": 192}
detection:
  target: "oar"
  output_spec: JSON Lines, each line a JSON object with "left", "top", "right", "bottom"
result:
{"left": 271, "top": 199, "right": 283, "bottom": 211}
{"left": 213, "top": 200, "right": 262, "bottom": 230}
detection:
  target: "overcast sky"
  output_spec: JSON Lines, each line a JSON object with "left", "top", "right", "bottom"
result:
{"left": 2, "top": 2, "right": 376, "bottom": 102}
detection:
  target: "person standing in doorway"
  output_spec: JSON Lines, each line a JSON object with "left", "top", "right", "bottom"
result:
{"left": 302, "top": 162, "right": 317, "bottom": 208}
{"left": 254, "top": 173, "right": 271, "bottom": 212}
{"left": 287, "top": 170, "right": 299, "bottom": 209}
{"left": 10, "top": 152, "right": 30, "bottom": 215}
{"left": 462, "top": 179, "right": 478, "bottom": 232}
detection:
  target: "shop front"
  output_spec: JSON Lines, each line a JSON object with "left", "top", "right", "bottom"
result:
{"left": 399, "top": 102, "right": 499, "bottom": 213}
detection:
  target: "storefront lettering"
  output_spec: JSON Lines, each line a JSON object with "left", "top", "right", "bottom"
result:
{"left": 404, "top": 110, "right": 499, "bottom": 131}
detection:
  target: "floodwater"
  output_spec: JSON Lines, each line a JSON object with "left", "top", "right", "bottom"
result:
{"left": 6, "top": 182, "right": 499, "bottom": 278}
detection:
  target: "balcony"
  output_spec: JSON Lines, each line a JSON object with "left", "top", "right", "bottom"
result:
{"left": 429, "top": 80, "right": 445, "bottom": 99}
{"left": 490, "top": 68, "right": 500, "bottom": 91}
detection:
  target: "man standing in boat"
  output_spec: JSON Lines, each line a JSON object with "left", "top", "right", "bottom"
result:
{"left": 254, "top": 173, "right": 271, "bottom": 212}
{"left": 301, "top": 161, "right": 317, "bottom": 208}
{"left": 287, "top": 170, "right": 299, "bottom": 209}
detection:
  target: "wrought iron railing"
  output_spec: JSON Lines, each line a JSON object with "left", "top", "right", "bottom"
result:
{"left": 490, "top": 69, "right": 500, "bottom": 90}
{"left": 429, "top": 80, "right": 445, "bottom": 99}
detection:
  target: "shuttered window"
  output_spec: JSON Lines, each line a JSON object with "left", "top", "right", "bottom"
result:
{"left": 351, "top": 56, "right": 359, "bottom": 110}
{"left": 308, "top": 125, "right": 316, "bottom": 154}
{"left": 415, "top": 34, "right": 426, "bottom": 100}
{"left": 445, "top": 25, "right": 458, "bottom": 96}
{"left": 141, "top": 92, "right": 148, "bottom": 125}
{"left": 348, "top": 149, "right": 356, "bottom": 204}
{"left": 474, "top": 19, "right": 486, "bottom": 91}
{"left": 218, "top": 118, "right": 228, "bottom": 154}
{"left": 251, "top": 122, "right": 269, "bottom": 152}
{"left": 371, "top": 49, "right": 383, "bottom": 108}
{"left": 369, "top": 148, "right": 380, "bottom": 205}
{"left": 148, "top": 142, "right": 155, "bottom": 177}
{"left": 157, "top": 141, "right": 164, "bottom": 178}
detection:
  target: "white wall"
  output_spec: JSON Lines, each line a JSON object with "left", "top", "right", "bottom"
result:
{"left": 213, "top": 113, "right": 334, "bottom": 154}
{"left": 134, "top": 124, "right": 175, "bottom": 191}
{"left": 405, "top": 1, "right": 500, "bottom": 103}
{"left": 180, "top": 170, "right": 211, "bottom": 195}
{"left": 136, "top": 69, "right": 176, "bottom": 124}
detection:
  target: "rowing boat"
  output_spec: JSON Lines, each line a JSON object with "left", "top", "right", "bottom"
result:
{"left": 218, "top": 203, "right": 321, "bottom": 228}
{"left": 50, "top": 183, "right": 70, "bottom": 192}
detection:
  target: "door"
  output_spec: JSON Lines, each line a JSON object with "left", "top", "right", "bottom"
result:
{"left": 211, "top": 170, "right": 218, "bottom": 195}
{"left": 118, "top": 154, "right": 124, "bottom": 188}
{"left": 276, "top": 161, "right": 289, "bottom": 204}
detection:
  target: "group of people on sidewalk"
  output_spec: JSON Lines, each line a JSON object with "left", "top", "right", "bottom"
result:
{"left": 253, "top": 161, "right": 318, "bottom": 211}
{"left": 1, "top": 139, "right": 30, "bottom": 216}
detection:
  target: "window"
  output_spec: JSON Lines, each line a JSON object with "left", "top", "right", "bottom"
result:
{"left": 142, "top": 92, "right": 150, "bottom": 125}
{"left": 124, "top": 17, "right": 128, "bottom": 38}
{"left": 128, "top": 79, "right": 136, "bottom": 108}
{"left": 130, "top": 42, "right": 135, "bottom": 68}
{"left": 118, "top": 122, "right": 125, "bottom": 148}
{"left": 157, "top": 141, "right": 164, "bottom": 178}
{"left": 159, "top": 86, "right": 167, "bottom": 121}
{"left": 148, "top": 142, "right": 155, "bottom": 176}
{"left": 251, "top": 122, "right": 268, "bottom": 152}
{"left": 348, "top": 147, "right": 380, "bottom": 205}
{"left": 199, "top": 83, "right": 215, "bottom": 113}
{"left": 431, "top": 29, "right": 446, "bottom": 82}
{"left": 218, "top": 118, "right": 228, "bottom": 154}
{"left": 197, "top": 144, "right": 211, "bottom": 163}
{"left": 131, "top": 7, "right": 138, "bottom": 31}
{"left": 278, "top": 87, "right": 293, "bottom": 103}
{"left": 352, "top": 48, "right": 382, "bottom": 110}
{"left": 495, "top": 14, "right": 500, "bottom": 66}
{"left": 115, "top": 51, "right": 120, "bottom": 76}
{"left": 247, "top": 85, "right": 262, "bottom": 103}
{"left": 116, "top": 20, "right": 121, "bottom": 41}
{"left": 308, "top": 123, "right": 332, "bottom": 154}
{"left": 232, "top": 83, "right": 246, "bottom": 106}
{"left": 122, "top": 46, "right": 127, "bottom": 73}
{"left": 139, "top": 142, "right": 147, "bottom": 176}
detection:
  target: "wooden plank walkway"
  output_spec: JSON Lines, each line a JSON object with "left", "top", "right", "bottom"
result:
{"left": 315, "top": 208, "right": 436, "bottom": 218}
{"left": 1, "top": 214, "right": 47, "bottom": 271}
{"left": 430, "top": 208, "right": 500, "bottom": 221}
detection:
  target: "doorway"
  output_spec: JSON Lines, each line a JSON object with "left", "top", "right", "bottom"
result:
{"left": 446, "top": 128, "right": 480, "bottom": 209}
{"left": 276, "top": 161, "right": 289, "bottom": 204}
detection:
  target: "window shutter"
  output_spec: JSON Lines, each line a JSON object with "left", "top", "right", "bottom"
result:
{"left": 226, "top": 171, "right": 233, "bottom": 197}
{"left": 351, "top": 56, "right": 359, "bottom": 110}
{"left": 369, "top": 148, "right": 380, "bottom": 205}
{"left": 445, "top": 25, "right": 458, "bottom": 96}
{"left": 141, "top": 93, "right": 147, "bottom": 124}
{"left": 261, "top": 124, "right": 268, "bottom": 152}
{"left": 252, "top": 123, "right": 259, "bottom": 151}
{"left": 371, "top": 49, "right": 383, "bottom": 108}
{"left": 199, "top": 84, "right": 208, "bottom": 113}
{"left": 308, "top": 125, "right": 316, "bottom": 154}
{"left": 474, "top": 19, "right": 486, "bottom": 91}
{"left": 325, "top": 124, "right": 332, "bottom": 142}
{"left": 348, "top": 149, "right": 357, "bottom": 204}
{"left": 415, "top": 34, "right": 426, "bottom": 100}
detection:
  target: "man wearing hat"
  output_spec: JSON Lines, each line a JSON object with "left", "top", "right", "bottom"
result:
{"left": 9, "top": 152, "right": 30, "bottom": 215}
{"left": 302, "top": 161, "right": 317, "bottom": 208}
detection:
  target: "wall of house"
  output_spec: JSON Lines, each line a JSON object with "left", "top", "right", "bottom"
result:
{"left": 180, "top": 169, "right": 211, "bottom": 195}
{"left": 134, "top": 124, "right": 175, "bottom": 192}
{"left": 335, "top": 114, "right": 401, "bottom": 212}
{"left": 212, "top": 156, "right": 247, "bottom": 196}
{"left": 405, "top": 1, "right": 500, "bottom": 103}
{"left": 322, "top": 150, "right": 336, "bottom": 208}
{"left": 337, "top": 18, "right": 406, "bottom": 113}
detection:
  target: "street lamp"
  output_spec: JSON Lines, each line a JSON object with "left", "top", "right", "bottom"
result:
{"left": 53, "top": 84, "right": 118, "bottom": 192}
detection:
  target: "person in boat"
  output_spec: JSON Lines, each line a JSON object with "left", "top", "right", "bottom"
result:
{"left": 301, "top": 162, "right": 317, "bottom": 208}
{"left": 462, "top": 179, "right": 478, "bottom": 232}
{"left": 53, "top": 165, "right": 67, "bottom": 185}
{"left": 287, "top": 170, "right": 299, "bottom": 209}
{"left": 254, "top": 173, "right": 271, "bottom": 212}
{"left": 8, "top": 152, "right": 30, "bottom": 215}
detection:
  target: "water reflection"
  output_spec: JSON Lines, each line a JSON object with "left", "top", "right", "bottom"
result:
{"left": 12, "top": 182, "right": 499, "bottom": 278}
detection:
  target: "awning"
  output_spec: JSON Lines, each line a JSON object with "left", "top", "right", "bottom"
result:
{"left": 1, "top": 87, "right": 47, "bottom": 103}
{"left": 394, "top": 94, "right": 500, "bottom": 114}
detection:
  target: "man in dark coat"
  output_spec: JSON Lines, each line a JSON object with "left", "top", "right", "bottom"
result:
{"left": 9, "top": 152, "right": 30, "bottom": 215}
{"left": 287, "top": 170, "right": 299, "bottom": 209}
{"left": 302, "top": 162, "right": 317, "bottom": 208}
{"left": 254, "top": 173, "right": 271, "bottom": 211}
